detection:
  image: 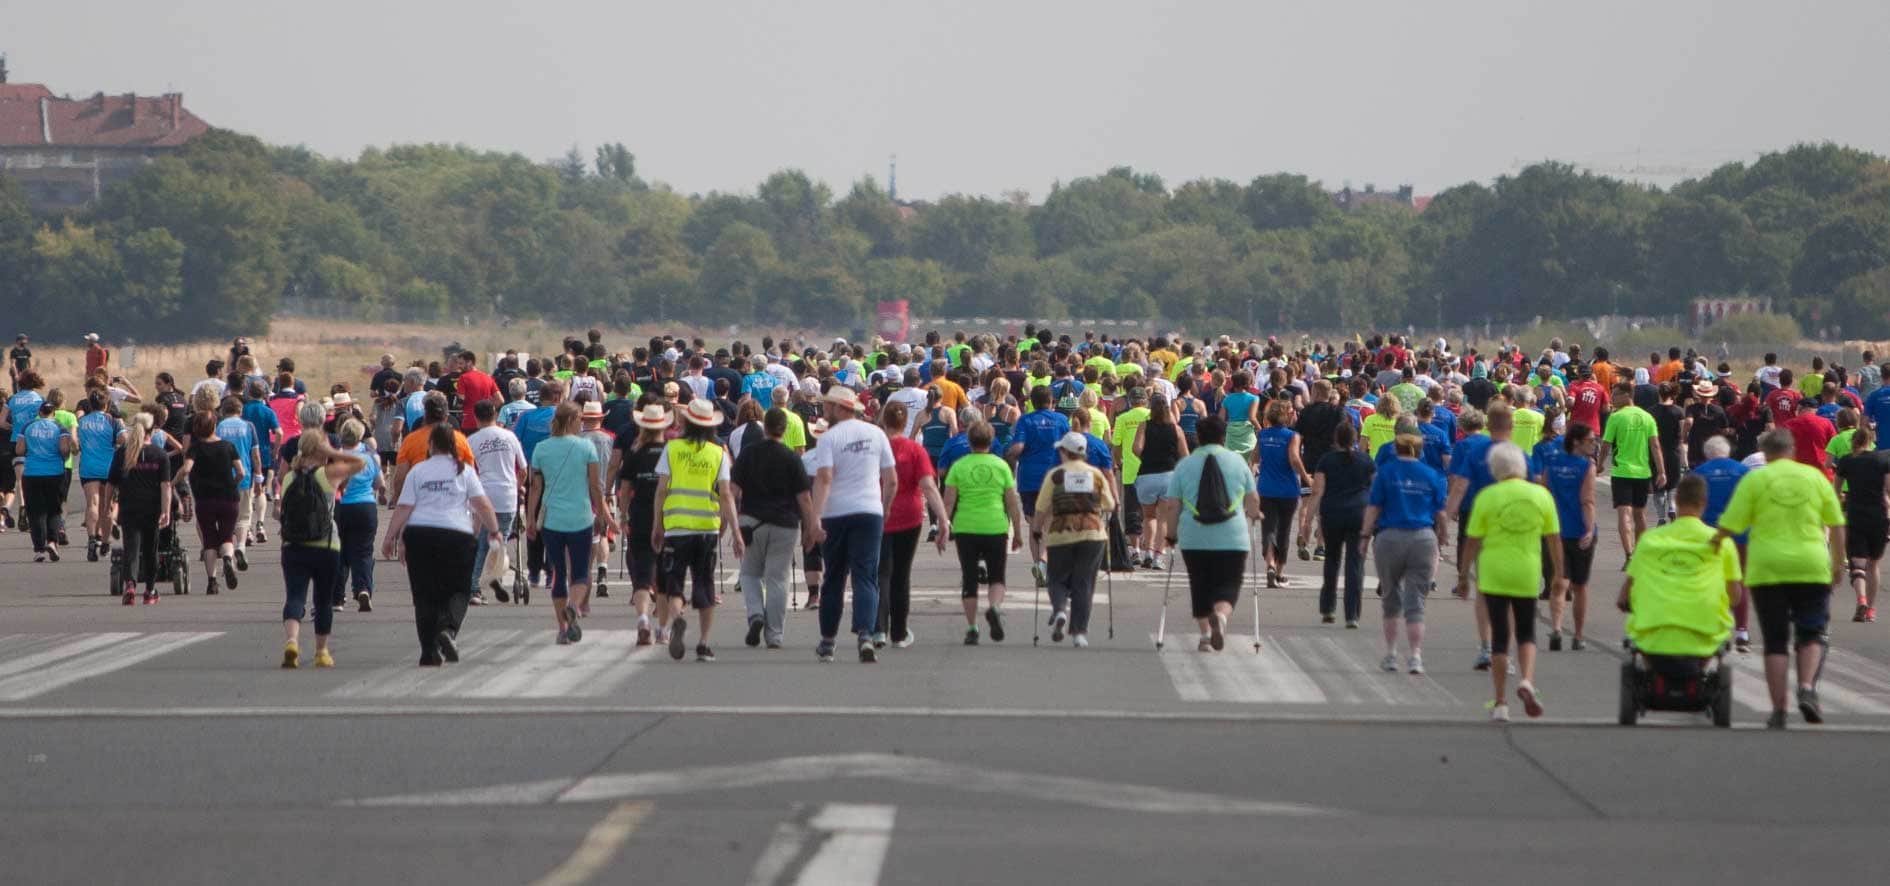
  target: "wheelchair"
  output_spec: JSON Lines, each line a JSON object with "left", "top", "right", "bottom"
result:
{"left": 1618, "top": 641, "right": 1732, "bottom": 728}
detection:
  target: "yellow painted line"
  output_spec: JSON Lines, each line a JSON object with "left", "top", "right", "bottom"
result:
{"left": 530, "top": 801, "right": 652, "bottom": 886}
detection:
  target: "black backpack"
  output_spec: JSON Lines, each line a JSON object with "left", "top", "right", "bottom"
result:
{"left": 1190, "top": 453, "right": 1238, "bottom": 525}
{"left": 280, "top": 466, "right": 333, "bottom": 545}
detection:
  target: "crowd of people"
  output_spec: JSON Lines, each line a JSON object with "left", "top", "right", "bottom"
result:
{"left": 3, "top": 325, "right": 1879, "bottom": 727}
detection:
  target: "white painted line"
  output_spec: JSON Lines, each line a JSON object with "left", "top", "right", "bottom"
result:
{"left": 0, "top": 632, "right": 220, "bottom": 701}
{"left": 330, "top": 631, "right": 655, "bottom": 700}
{"left": 745, "top": 819, "right": 809, "bottom": 886}
{"left": 529, "top": 801, "right": 651, "bottom": 886}
{"left": 0, "top": 633, "right": 140, "bottom": 681}
{"left": 350, "top": 777, "right": 577, "bottom": 808}
{"left": 794, "top": 804, "right": 894, "bottom": 886}
{"left": 1728, "top": 654, "right": 1890, "bottom": 715}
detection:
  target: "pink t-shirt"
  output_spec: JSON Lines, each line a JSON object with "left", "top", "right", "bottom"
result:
{"left": 885, "top": 435, "right": 935, "bottom": 533}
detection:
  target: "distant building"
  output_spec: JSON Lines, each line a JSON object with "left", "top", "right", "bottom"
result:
{"left": 1333, "top": 183, "right": 1426, "bottom": 212}
{"left": 0, "top": 61, "right": 211, "bottom": 213}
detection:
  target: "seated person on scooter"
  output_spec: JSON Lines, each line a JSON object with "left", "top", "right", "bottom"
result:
{"left": 1616, "top": 475, "right": 1739, "bottom": 659}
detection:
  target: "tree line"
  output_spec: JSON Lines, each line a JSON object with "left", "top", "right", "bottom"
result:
{"left": 1, "top": 131, "right": 1887, "bottom": 342}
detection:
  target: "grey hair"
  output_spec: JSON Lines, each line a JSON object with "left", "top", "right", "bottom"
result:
{"left": 296, "top": 401, "right": 326, "bottom": 430}
{"left": 958, "top": 405, "right": 981, "bottom": 427}
{"left": 1704, "top": 436, "right": 1731, "bottom": 460}
{"left": 507, "top": 377, "right": 527, "bottom": 398}
{"left": 1488, "top": 442, "right": 1529, "bottom": 482}
{"left": 1759, "top": 428, "right": 1795, "bottom": 460}
{"left": 402, "top": 368, "right": 426, "bottom": 387}
{"left": 1394, "top": 417, "right": 1422, "bottom": 437}
{"left": 338, "top": 419, "right": 366, "bottom": 448}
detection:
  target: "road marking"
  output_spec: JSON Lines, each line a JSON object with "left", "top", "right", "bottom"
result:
{"left": 529, "top": 801, "right": 651, "bottom": 886}
{"left": 350, "top": 752, "right": 1341, "bottom": 816}
{"left": 328, "top": 630, "right": 658, "bottom": 700}
{"left": 792, "top": 804, "right": 894, "bottom": 886}
{"left": 1728, "top": 652, "right": 1890, "bottom": 716}
{"left": 1156, "top": 633, "right": 1325, "bottom": 703}
{"left": 0, "top": 634, "right": 140, "bottom": 681}
{"left": 0, "top": 632, "right": 221, "bottom": 701}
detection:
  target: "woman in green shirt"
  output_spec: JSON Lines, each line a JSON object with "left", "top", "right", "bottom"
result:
{"left": 1460, "top": 442, "right": 1562, "bottom": 723}
{"left": 943, "top": 421, "right": 1026, "bottom": 645}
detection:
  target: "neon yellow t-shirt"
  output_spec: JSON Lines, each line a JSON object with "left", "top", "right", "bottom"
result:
{"left": 1715, "top": 459, "right": 1844, "bottom": 587}
{"left": 782, "top": 410, "right": 806, "bottom": 450}
{"left": 1112, "top": 406, "right": 1152, "bottom": 484}
{"left": 1511, "top": 408, "right": 1544, "bottom": 453}
{"left": 1466, "top": 478, "right": 1561, "bottom": 598}
{"left": 1359, "top": 413, "right": 1398, "bottom": 459}
{"left": 1602, "top": 405, "right": 1657, "bottom": 480}
{"left": 1085, "top": 355, "right": 1115, "bottom": 378}
{"left": 1625, "top": 517, "right": 1738, "bottom": 657}
{"left": 1799, "top": 372, "right": 1824, "bottom": 399}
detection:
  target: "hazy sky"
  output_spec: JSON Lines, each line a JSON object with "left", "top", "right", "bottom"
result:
{"left": 9, "top": 0, "right": 1888, "bottom": 200}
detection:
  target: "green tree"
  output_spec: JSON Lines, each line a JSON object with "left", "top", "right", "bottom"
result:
{"left": 1791, "top": 208, "right": 1890, "bottom": 296}
{"left": 834, "top": 177, "right": 904, "bottom": 258}
{"left": 594, "top": 143, "right": 637, "bottom": 184}
{"left": 909, "top": 196, "right": 1032, "bottom": 274}
{"left": 698, "top": 221, "right": 779, "bottom": 322}
{"left": 1032, "top": 167, "right": 1168, "bottom": 256}
{"left": 1835, "top": 266, "right": 1890, "bottom": 339}
{"left": 859, "top": 257, "right": 948, "bottom": 317}
{"left": 1242, "top": 173, "right": 1337, "bottom": 231}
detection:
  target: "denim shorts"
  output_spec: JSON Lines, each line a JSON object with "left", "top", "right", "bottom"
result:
{"left": 1134, "top": 472, "right": 1172, "bottom": 507}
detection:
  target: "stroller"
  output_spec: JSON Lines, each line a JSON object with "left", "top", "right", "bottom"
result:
{"left": 108, "top": 505, "right": 191, "bottom": 596}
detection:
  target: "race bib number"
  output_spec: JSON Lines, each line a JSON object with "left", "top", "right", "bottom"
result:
{"left": 1061, "top": 470, "right": 1095, "bottom": 494}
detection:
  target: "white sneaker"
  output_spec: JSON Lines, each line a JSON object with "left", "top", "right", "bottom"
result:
{"left": 895, "top": 632, "right": 916, "bottom": 649}
{"left": 1072, "top": 634, "right": 1089, "bottom": 649}
{"left": 1380, "top": 653, "right": 1398, "bottom": 672}
{"left": 1490, "top": 703, "right": 1511, "bottom": 723}
{"left": 871, "top": 631, "right": 889, "bottom": 648}
{"left": 1407, "top": 654, "right": 1425, "bottom": 675}
{"left": 1050, "top": 610, "right": 1069, "bottom": 643}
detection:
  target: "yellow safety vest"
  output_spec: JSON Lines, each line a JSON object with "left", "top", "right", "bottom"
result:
{"left": 661, "top": 439, "right": 725, "bottom": 532}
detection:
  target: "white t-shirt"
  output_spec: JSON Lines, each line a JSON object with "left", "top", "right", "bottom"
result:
{"left": 765, "top": 362, "right": 797, "bottom": 389}
{"left": 467, "top": 425, "right": 526, "bottom": 514}
{"left": 397, "top": 454, "right": 489, "bottom": 534}
{"left": 568, "top": 375, "right": 603, "bottom": 404}
{"left": 683, "top": 374, "right": 712, "bottom": 401}
{"left": 808, "top": 418, "right": 895, "bottom": 518}
{"left": 970, "top": 353, "right": 994, "bottom": 374}
{"left": 887, "top": 387, "right": 929, "bottom": 436}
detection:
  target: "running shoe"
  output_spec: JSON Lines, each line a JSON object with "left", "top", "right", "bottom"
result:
{"left": 1313, "top": 546, "right": 1326, "bottom": 561}
{"left": 1407, "top": 654, "right": 1425, "bottom": 675}
{"left": 420, "top": 652, "right": 446, "bottom": 665}
{"left": 1797, "top": 687, "right": 1823, "bottom": 724}
{"left": 636, "top": 619, "right": 653, "bottom": 646}
{"left": 234, "top": 549, "right": 248, "bottom": 572}
{"left": 1072, "top": 634, "right": 1089, "bottom": 649}
{"left": 1209, "top": 613, "right": 1226, "bottom": 651}
{"left": 1344, "top": 620, "right": 1358, "bottom": 629}
{"left": 1517, "top": 681, "right": 1544, "bottom": 718}
{"left": 254, "top": 527, "right": 267, "bottom": 543}
{"left": 1472, "top": 650, "right": 1492, "bottom": 671}
{"left": 87, "top": 538, "right": 99, "bottom": 562}
{"left": 46, "top": 544, "right": 59, "bottom": 563}
{"left": 313, "top": 650, "right": 335, "bottom": 669}
{"left": 490, "top": 579, "right": 509, "bottom": 603}
{"left": 858, "top": 636, "right": 877, "bottom": 663}
{"left": 767, "top": 639, "right": 783, "bottom": 650}
{"left": 803, "top": 595, "right": 820, "bottom": 610}
{"left": 1855, "top": 603, "right": 1870, "bottom": 623}
{"left": 122, "top": 586, "right": 136, "bottom": 606}
{"left": 1321, "top": 613, "right": 1335, "bottom": 624}
{"left": 565, "top": 619, "right": 583, "bottom": 645}
{"left": 895, "top": 631, "right": 916, "bottom": 649}
{"left": 1765, "top": 710, "right": 1788, "bottom": 729}
{"left": 1297, "top": 544, "right": 1310, "bottom": 562}
{"left": 872, "top": 631, "right": 889, "bottom": 649}
{"left": 142, "top": 592, "right": 158, "bottom": 605}
{"left": 1867, "top": 607, "right": 1878, "bottom": 623}
{"left": 1031, "top": 560, "right": 1047, "bottom": 588}
{"left": 1570, "top": 637, "right": 1586, "bottom": 651}
{"left": 57, "top": 529, "right": 68, "bottom": 546}
{"left": 1548, "top": 631, "right": 1562, "bottom": 651}
{"left": 469, "top": 593, "right": 485, "bottom": 607}
{"left": 696, "top": 644, "right": 716, "bottom": 663}
{"left": 1489, "top": 703, "right": 1510, "bottom": 723}
{"left": 1380, "top": 653, "right": 1398, "bottom": 672}
{"left": 985, "top": 607, "right": 1006, "bottom": 642}
{"left": 281, "top": 642, "right": 300, "bottom": 670}
{"left": 205, "top": 577, "right": 219, "bottom": 596}
{"left": 557, "top": 630, "right": 572, "bottom": 647}
{"left": 438, "top": 631, "right": 459, "bottom": 663}
{"left": 577, "top": 604, "right": 591, "bottom": 618}
{"left": 222, "top": 557, "right": 238, "bottom": 590}
{"left": 355, "top": 591, "right": 372, "bottom": 613}
{"left": 33, "top": 552, "right": 44, "bottom": 563}
{"left": 668, "top": 616, "right": 688, "bottom": 660}
{"left": 1196, "top": 637, "right": 1213, "bottom": 652}
{"left": 816, "top": 640, "right": 836, "bottom": 662}
{"left": 963, "top": 628, "right": 979, "bottom": 646}
{"left": 1275, "top": 573, "right": 1292, "bottom": 588}
{"left": 1735, "top": 633, "right": 1751, "bottom": 654}
{"left": 1049, "top": 610, "right": 1068, "bottom": 643}
{"left": 746, "top": 618, "right": 765, "bottom": 648}
{"left": 1265, "top": 570, "right": 1277, "bottom": 589}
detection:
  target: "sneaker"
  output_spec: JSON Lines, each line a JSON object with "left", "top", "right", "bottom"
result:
{"left": 985, "top": 607, "right": 1006, "bottom": 642}
{"left": 1570, "top": 637, "right": 1586, "bottom": 651}
{"left": 313, "top": 650, "right": 335, "bottom": 669}
{"left": 1049, "top": 610, "right": 1068, "bottom": 643}
{"left": 1313, "top": 545, "right": 1326, "bottom": 561}
{"left": 1196, "top": 637, "right": 1214, "bottom": 652}
{"left": 469, "top": 594, "right": 486, "bottom": 607}
{"left": 87, "top": 538, "right": 99, "bottom": 562}
{"left": 222, "top": 557, "right": 238, "bottom": 590}
{"left": 355, "top": 591, "right": 372, "bottom": 613}
{"left": 668, "top": 616, "right": 688, "bottom": 660}
{"left": 491, "top": 580, "right": 510, "bottom": 603}
{"left": 565, "top": 619, "right": 583, "bottom": 644}
{"left": 636, "top": 620, "right": 653, "bottom": 646}
{"left": 1297, "top": 544, "right": 1310, "bottom": 561}
{"left": 816, "top": 640, "right": 836, "bottom": 662}
{"left": 205, "top": 577, "right": 219, "bottom": 596}
{"left": 281, "top": 642, "right": 300, "bottom": 669}
{"left": 577, "top": 604, "right": 591, "bottom": 618}
{"left": 1766, "top": 710, "right": 1788, "bottom": 730}
{"left": 1208, "top": 613, "right": 1226, "bottom": 651}
{"left": 1072, "top": 634, "right": 1089, "bottom": 649}
{"left": 858, "top": 636, "right": 877, "bottom": 663}
{"left": 1855, "top": 603, "right": 1870, "bottom": 623}
{"left": 803, "top": 595, "right": 820, "bottom": 610}
{"left": 766, "top": 639, "right": 783, "bottom": 650}
{"left": 1548, "top": 631, "right": 1562, "bottom": 652}
{"left": 1380, "top": 653, "right": 1398, "bottom": 672}
{"left": 234, "top": 549, "right": 248, "bottom": 572}
{"left": 1489, "top": 703, "right": 1510, "bottom": 723}
{"left": 1517, "top": 682, "right": 1544, "bottom": 718}
{"left": 696, "top": 644, "right": 716, "bottom": 663}
{"left": 1797, "top": 687, "right": 1823, "bottom": 724}
{"left": 1031, "top": 560, "right": 1047, "bottom": 588}
{"left": 963, "top": 628, "right": 980, "bottom": 646}
{"left": 254, "top": 527, "right": 267, "bottom": 543}
{"left": 557, "top": 630, "right": 572, "bottom": 646}
{"left": 122, "top": 585, "right": 136, "bottom": 606}
{"left": 746, "top": 618, "right": 764, "bottom": 648}
{"left": 1344, "top": 619, "right": 1358, "bottom": 629}
{"left": 420, "top": 652, "right": 446, "bottom": 665}
{"left": 438, "top": 631, "right": 459, "bottom": 663}
{"left": 1735, "top": 633, "right": 1752, "bottom": 654}
{"left": 46, "top": 544, "right": 59, "bottom": 563}
{"left": 1265, "top": 570, "right": 1278, "bottom": 589}
{"left": 1472, "top": 651, "right": 1492, "bottom": 671}
{"left": 1868, "top": 607, "right": 1879, "bottom": 623}
{"left": 1321, "top": 613, "right": 1335, "bottom": 624}
{"left": 871, "top": 631, "right": 889, "bottom": 649}
{"left": 33, "top": 552, "right": 44, "bottom": 563}
{"left": 142, "top": 592, "right": 158, "bottom": 605}
{"left": 1275, "top": 573, "right": 1292, "bottom": 588}
{"left": 1407, "top": 654, "right": 1425, "bottom": 675}
{"left": 895, "top": 631, "right": 916, "bottom": 649}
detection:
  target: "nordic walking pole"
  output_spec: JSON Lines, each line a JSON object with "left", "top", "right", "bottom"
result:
{"left": 1155, "top": 550, "right": 1175, "bottom": 650}
{"left": 1107, "top": 505, "right": 1118, "bottom": 640}
{"left": 1250, "top": 518, "right": 1262, "bottom": 653}
{"left": 1033, "top": 559, "right": 1043, "bottom": 647}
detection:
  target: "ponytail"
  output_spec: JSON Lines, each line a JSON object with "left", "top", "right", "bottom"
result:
{"left": 121, "top": 413, "right": 153, "bottom": 461}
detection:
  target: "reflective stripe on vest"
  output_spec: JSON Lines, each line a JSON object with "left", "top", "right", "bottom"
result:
{"left": 661, "top": 440, "right": 724, "bottom": 532}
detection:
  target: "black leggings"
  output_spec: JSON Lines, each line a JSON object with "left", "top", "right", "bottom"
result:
{"left": 1260, "top": 496, "right": 1298, "bottom": 564}
{"left": 877, "top": 526, "right": 922, "bottom": 640}
{"left": 403, "top": 526, "right": 477, "bottom": 657}
{"left": 23, "top": 474, "right": 62, "bottom": 551}
{"left": 955, "top": 533, "right": 1009, "bottom": 597}
{"left": 1483, "top": 595, "right": 1539, "bottom": 655}
{"left": 120, "top": 515, "right": 160, "bottom": 591}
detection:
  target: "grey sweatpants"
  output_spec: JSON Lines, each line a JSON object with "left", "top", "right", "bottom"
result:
{"left": 740, "top": 519, "right": 798, "bottom": 643}
{"left": 1047, "top": 540, "right": 1106, "bottom": 633}
{"left": 1374, "top": 528, "right": 1437, "bottom": 624}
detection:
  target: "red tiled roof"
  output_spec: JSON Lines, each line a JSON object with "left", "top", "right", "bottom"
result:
{"left": 0, "top": 84, "right": 54, "bottom": 101}
{"left": 0, "top": 89, "right": 210, "bottom": 149}
{"left": 1412, "top": 195, "right": 1433, "bottom": 213}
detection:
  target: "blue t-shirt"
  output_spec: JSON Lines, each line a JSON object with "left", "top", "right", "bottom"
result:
{"left": 1868, "top": 388, "right": 1890, "bottom": 450}
{"left": 1419, "top": 422, "right": 1451, "bottom": 472}
{"left": 1429, "top": 407, "right": 1457, "bottom": 442}
{"left": 936, "top": 432, "right": 971, "bottom": 478}
{"left": 404, "top": 390, "right": 428, "bottom": 430}
{"left": 1169, "top": 445, "right": 1254, "bottom": 551}
{"left": 1222, "top": 391, "right": 1259, "bottom": 426}
{"left": 1538, "top": 446, "right": 1592, "bottom": 540}
{"left": 1368, "top": 456, "right": 1447, "bottom": 531}
{"left": 1817, "top": 402, "right": 1841, "bottom": 422}
{"left": 216, "top": 416, "right": 257, "bottom": 491}
{"left": 19, "top": 417, "right": 65, "bottom": 477}
{"left": 8, "top": 390, "right": 44, "bottom": 442}
{"left": 531, "top": 435, "right": 601, "bottom": 533}
{"left": 1011, "top": 409, "right": 1070, "bottom": 492}
{"left": 514, "top": 405, "right": 557, "bottom": 462}
{"left": 1530, "top": 435, "right": 1562, "bottom": 479}
{"left": 742, "top": 371, "right": 777, "bottom": 401}
{"left": 76, "top": 411, "right": 122, "bottom": 480}
{"left": 1084, "top": 433, "right": 1113, "bottom": 471}
{"left": 242, "top": 401, "right": 281, "bottom": 468}
{"left": 1256, "top": 426, "right": 1301, "bottom": 498}
{"left": 1447, "top": 434, "right": 1496, "bottom": 514}
{"left": 1692, "top": 457, "right": 1749, "bottom": 532}
{"left": 340, "top": 442, "right": 381, "bottom": 505}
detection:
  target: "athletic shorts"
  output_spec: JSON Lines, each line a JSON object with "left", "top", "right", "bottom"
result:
{"left": 1020, "top": 491, "right": 1039, "bottom": 518}
{"left": 1561, "top": 537, "right": 1596, "bottom": 586}
{"left": 660, "top": 533, "right": 719, "bottom": 609}
{"left": 1483, "top": 595, "right": 1538, "bottom": 655}
{"left": 955, "top": 533, "right": 1009, "bottom": 597}
{"left": 624, "top": 528, "right": 658, "bottom": 590}
{"left": 1750, "top": 583, "right": 1830, "bottom": 656}
{"left": 1845, "top": 515, "right": 1887, "bottom": 561}
{"left": 1134, "top": 472, "right": 1172, "bottom": 507}
{"left": 1182, "top": 549, "right": 1246, "bottom": 619}
{"left": 1610, "top": 476, "right": 1651, "bottom": 509}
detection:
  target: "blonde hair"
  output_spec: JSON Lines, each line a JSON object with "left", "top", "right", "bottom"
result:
{"left": 338, "top": 419, "right": 366, "bottom": 448}
{"left": 121, "top": 412, "right": 153, "bottom": 460}
{"left": 290, "top": 429, "right": 335, "bottom": 472}
{"left": 550, "top": 402, "right": 582, "bottom": 436}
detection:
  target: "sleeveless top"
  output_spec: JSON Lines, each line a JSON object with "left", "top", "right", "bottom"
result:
{"left": 1138, "top": 420, "right": 1182, "bottom": 475}
{"left": 921, "top": 406, "right": 952, "bottom": 456}
{"left": 1177, "top": 395, "right": 1201, "bottom": 440}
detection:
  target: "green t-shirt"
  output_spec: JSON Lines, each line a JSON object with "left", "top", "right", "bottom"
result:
{"left": 1084, "top": 355, "right": 1116, "bottom": 378}
{"left": 1113, "top": 363, "right": 1142, "bottom": 379}
{"left": 1388, "top": 383, "right": 1424, "bottom": 414}
{"left": 1716, "top": 459, "right": 1845, "bottom": 587}
{"left": 1112, "top": 406, "right": 1152, "bottom": 484}
{"left": 1625, "top": 517, "right": 1738, "bottom": 657}
{"left": 1511, "top": 408, "right": 1544, "bottom": 454}
{"left": 1602, "top": 405, "right": 1657, "bottom": 480}
{"left": 1167, "top": 358, "right": 1190, "bottom": 383}
{"left": 1799, "top": 372, "right": 1824, "bottom": 399}
{"left": 1360, "top": 413, "right": 1398, "bottom": 459}
{"left": 1088, "top": 407, "right": 1111, "bottom": 439}
{"left": 944, "top": 452, "right": 1014, "bottom": 536}
{"left": 783, "top": 410, "right": 806, "bottom": 451}
{"left": 53, "top": 409, "right": 76, "bottom": 469}
{"left": 1466, "top": 478, "right": 1561, "bottom": 598}
{"left": 947, "top": 343, "right": 970, "bottom": 368}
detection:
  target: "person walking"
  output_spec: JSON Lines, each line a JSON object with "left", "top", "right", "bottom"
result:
{"left": 76, "top": 391, "right": 123, "bottom": 563}
{"left": 1361, "top": 432, "right": 1448, "bottom": 673}
{"left": 180, "top": 412, "right": 247, "bottom": 593}
{"left": 1834, "top": 425, "right": 1888, "bottom": 623}
{"left": 1007, "top": 384, "right": 1070, "bottom": 585}
{"left": 944, "top": 421, "right": 1026, "bottom": 645}
{"left": 1030, "top": 432, "right": 1117, "bottom": 647}
{"left": 1131, "top": 392, "right": 1187, "bottom": 570}
{"left": 875, "top": 400, "right": 951, "bottom": 648}
{"left": 1256, "top": 399, "right": 1312, "bottom": 588}
{"left": 1460, "top": 442, "right": 1562, "bottom": 722}
{"left": 382, "top": 424, "right": 499, "bottom": 666}
{"left": 1160, "top": 416, "right": 1262, "bottom": 652}
{"left": 332, "top": 418, "right": 384, "bottom": 613}
{"left": 1713, "top": 429, "right": 1846, "bottom": 727}
{"left": 105, "top": 414, "right": 173, "bottom": 604}
{"left": 611, "top": 404, "right": 671, "bottom": 645}
{"left": 1306, "top": 422, "right": 1373, "bottom": 626}
{"left": 467, "top": 400, "right": 526, "bottom": 605}
{"left": 731, "top": 407, "right": 820, "bottom": 650}
{"left": 1538, "top": 423, "right": 1598, "bottom": 650}
{"left": 808, "top": 388, "right": 896, "bottom": 663}
{"left": 651, "top": 398, "right": 743, "bottom": 662}
{"left": 527, "top": 402, "right": 606, "bottom": 645}
{"left": 276, "top": 418, "right": 367, "bottom": 668}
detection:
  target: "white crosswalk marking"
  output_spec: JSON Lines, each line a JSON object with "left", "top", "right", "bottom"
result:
{"left": 0, "top": 632, "right": 222, "bottom": 701}
{"left": 747, "top": 803, "right": 895, "bottom": 886}
{"left": 329, "top": 630, "right": 661, "bottom": 700}
{"left": 1156, "top": 632, "right": 1457, "bottom": 706}
{"left": 1727, "top": 647, "right": 1890, "bottom": 716}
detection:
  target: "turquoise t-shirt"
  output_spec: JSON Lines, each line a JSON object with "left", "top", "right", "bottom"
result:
{"left": 531, "top": 435, "right": 600, "bottom": 533}
{"left": 1166, "top": 444, "right": 1254, "bottom": 551}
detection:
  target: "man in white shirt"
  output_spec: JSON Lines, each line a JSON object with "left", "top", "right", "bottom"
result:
{"left": 809, "top": 387, "right": 897, "bottom": 663}
{"left": 191, "top": 359, "right": 229, "bottom": 404}
{"left": 764, "top": 356, "right": 798, "bottom": 391}
{"left": 886, "top": 369, "right": 930, "bottom": 438}
{"left": 467, "top": 399, "right": 527, "bottom": 604}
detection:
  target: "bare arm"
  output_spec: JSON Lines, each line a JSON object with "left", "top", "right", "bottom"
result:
{"left": 880, "top": 466, "right": 898, "bottom": 513}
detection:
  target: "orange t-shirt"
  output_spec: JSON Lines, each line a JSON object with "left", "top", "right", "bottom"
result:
{"left": 1655, "top": 360, "right": 1684, "bottom": 384}
{"left": 1592, "top": 361, "right": 1618, "bottom": 394}
{"left": 928, "top": 377, "right": 968, "bottom": 411}
{"left": 396, "top": 423, "right": 475, "bottom": 466}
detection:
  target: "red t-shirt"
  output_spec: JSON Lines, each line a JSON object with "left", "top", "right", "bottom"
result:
{"left": 1784, "top": 413, "right": 1835, "bottom": 475}
{"left": 1567, "top": 381, "right": 1606, "bottom": 431}
{"left": 884, "top": 435, "right": 935, "bottom": 533}
{"left": 1763, "top": 389, "right": 1800, "bottom": 426}
{"left": 85, "top": 344, "right": 109, "bottom": 376}
{"left": 455, "top": 369, "right": 500, "bottom": 430}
